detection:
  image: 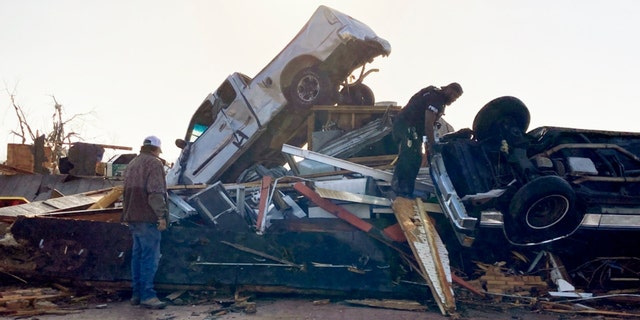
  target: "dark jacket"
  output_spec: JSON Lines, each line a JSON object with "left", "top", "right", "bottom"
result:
{"left": 395, "top": 86, "right": 447, "bottom": 138}
{"left": 121, "top": 151, "right": 168, "bottom": 223}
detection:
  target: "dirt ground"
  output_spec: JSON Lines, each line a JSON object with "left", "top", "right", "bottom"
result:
{"left": 1, "top": 258, "right": 639, "bottom": 320}
{"left": 0, "top": 297, "right": 568, "bottom": 320}
{"left": 0, "top": 289, "right": 621, "bottom": 320}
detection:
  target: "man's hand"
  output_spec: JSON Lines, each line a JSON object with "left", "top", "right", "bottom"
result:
{"left": 157, "top": 218, "right": 167, "bottom": 231}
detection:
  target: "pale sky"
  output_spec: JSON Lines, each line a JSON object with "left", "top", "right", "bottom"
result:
{"left": 1, "top": 0, "right": 639, "bottom": 164}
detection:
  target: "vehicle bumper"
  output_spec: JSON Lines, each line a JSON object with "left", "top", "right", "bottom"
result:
{"left": 429, "top": 153, "right": 478, "bottom": 247}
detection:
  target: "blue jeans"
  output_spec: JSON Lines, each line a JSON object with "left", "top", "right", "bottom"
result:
{"left": 128, "top": 223, "right": 161, "bottom": 301}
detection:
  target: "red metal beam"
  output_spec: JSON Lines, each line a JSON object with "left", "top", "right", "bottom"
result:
{"left": 294, "top": 182, "right": 373, "bottom": 233}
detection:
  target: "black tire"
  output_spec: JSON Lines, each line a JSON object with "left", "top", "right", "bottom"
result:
{"left": 339, "top": 83, "right": 375, "bottom": 106}
{"left": 472, "top": 96, "right": 530, "bottom": 142}
{"left": 287, "top": 68, "right": 335, "bottom": 107}
{"left": 504, "top": 175, "right": 583, "bottom": 246}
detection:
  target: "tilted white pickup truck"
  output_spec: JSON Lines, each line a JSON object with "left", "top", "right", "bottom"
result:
{"left": 166, "top": 5, "right": 391, "bottom": 185}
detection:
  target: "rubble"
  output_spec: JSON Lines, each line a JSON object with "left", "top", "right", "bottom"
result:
{"left": 0, "top": 287, "right": 78, "bottom": 317}
{"left": 470, "top": 262, "right": 549, "bottom": 296}
{"left": 0, "top": 4, "right": 639, "bottom": 319}
{"left": 2, "top": 152, "right": 640, "bottom": 318}
{"left": 2, "top": 102, "right": 640, "bottom": 318}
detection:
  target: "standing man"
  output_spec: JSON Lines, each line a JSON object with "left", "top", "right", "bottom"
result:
{"left": 391, "top": 83, "right": 463, "bottom": 198}
{"left": 122, "top": 135, "right": 169, "bottom": 309}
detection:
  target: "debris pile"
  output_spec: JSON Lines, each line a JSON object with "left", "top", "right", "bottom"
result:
{"left": 0, "top": 286, "right": 77, "bottom": 318}
{"left": 472, "top": 262, "right": 548, "bottom": 297}
{"left": 452, "top": 252, "right": 640, "bottom": 318}
{"left": 1, "top": 4, "right": 640, "bottom": 319}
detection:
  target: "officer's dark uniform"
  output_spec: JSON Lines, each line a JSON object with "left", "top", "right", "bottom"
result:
{"left": 391, "top": 86, "right": 447, "bottom": 197}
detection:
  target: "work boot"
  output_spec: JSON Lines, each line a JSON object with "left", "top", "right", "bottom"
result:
{"left": 141, "top": 297, "right": 167, "bottom": 309}
{"left": 130, "top": 296, "right": 140, "bottom": 306}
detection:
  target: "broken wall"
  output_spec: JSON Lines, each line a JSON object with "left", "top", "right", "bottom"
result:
{"left": 5, "top": 143, "right": 53, "bottom": 174}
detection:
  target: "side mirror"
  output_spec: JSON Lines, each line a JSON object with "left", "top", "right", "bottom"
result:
{"left": 175, "top": 139, "right": 186, "bottom": 149}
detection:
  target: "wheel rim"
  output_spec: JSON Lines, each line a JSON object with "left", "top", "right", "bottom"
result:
{"left": 296, "top": 74, "right": 320, "bottom": 103}
{"left": 525, "top": 194, "right": 569, "bottom": 229}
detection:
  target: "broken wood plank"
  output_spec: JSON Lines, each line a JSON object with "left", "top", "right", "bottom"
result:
{"left": 344, "top": 299, "right": 428, "bottom": 311}
{"left": 0, "top": 293, "right": 63, "bottom": 303}
{"left": 62, "top": 142, "right": 132, "bottom": 151}
{"left": 420, "top": 201, "right": 443, "bottom": 214}
{"left": 392, "top": 196, "right": 455, "bottom": 316}
{"left": 0, "top": 308, "right": 83, "bottom": 317}
{"left": 0, "top": 287, "right": 68, "bottom": 303}
{"left": 167, "top": 184, "right": 211, "bottom": 190}
{"left": 88, "top": 186, "right": 123, "bottom": 209}
{"left": 544, "top": 308, "right": 640, "bottom": 317}
{"left": 165, "top": 290, "right": 187, "bottom": 301}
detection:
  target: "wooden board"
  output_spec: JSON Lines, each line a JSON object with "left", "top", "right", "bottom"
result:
{"left": 392, "top": 196, "right": 455, "bottom": 315}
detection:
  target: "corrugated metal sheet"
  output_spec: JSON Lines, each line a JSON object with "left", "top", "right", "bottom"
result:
{"left": 315, "top": 118, "right": 392, "bottom": 158}
{"left": 0, "top": 189, "right": 112, "bottom": 220}
{"left": 0, "top": 174, "right": 122, "bottom": 201}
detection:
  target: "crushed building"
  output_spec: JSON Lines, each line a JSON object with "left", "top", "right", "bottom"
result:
{"left": 1, "top": 5, "right": 640, "bottom": 318}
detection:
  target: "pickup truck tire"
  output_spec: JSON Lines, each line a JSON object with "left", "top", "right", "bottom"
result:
{"left": 472, "top": 96, "right": 530, "bottom": 142}
{"left": 339, "top": 83, "right": 375, "bottom": 106}
{"left": 504, "top": 175, "right": 582, "bottom": 245}
{"left": 288, "top": 68, "right": 335, "bottom": 107}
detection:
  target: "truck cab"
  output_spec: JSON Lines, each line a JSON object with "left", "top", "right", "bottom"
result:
{"left": 166, "top": 5, "right": 391, "bottom": 185}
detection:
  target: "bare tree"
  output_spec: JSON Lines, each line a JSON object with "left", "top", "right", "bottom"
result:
{"left": 47, "top": 95, "right": 83, "bottom": 173}
{"left": 8, "top": 92, "right": 37, "bottom": 144}
{"left": 6, "top": 89, "right": 85, "bottom": 173}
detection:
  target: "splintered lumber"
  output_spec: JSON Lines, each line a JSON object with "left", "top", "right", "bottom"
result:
{"left": 62, "top": 142, "right": 132, "bottom": 151}
{"left": 344, "top": 299, "right": 428, "bottom": 311}
{"left": 0, "top": 287, "right": 70, "bottom": 316}
{"left": 543, "top": 307, "right": 640, "bottom": 318}
{"left": 165, "top": 290, "right": 187, "bottom": 301}
{"left": 392, "top": 197, "right": 455, "bottom": 316}
{"left": 474, "top": 264, "right": 548, "bottom": 295}
{"left": 88, "top": 186, "right": 123, "bottom": 209}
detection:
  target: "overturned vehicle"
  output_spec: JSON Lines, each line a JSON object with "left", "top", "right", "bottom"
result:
{"left": 6, "top": 5, "right": 640, "bottom": 314}
{"left": 166, "top": 5, "right": 391, "bottom": 185}
{"left": 0, "top": 5, "right": 458, "bottom": 315}
{"left": 4, "top": 94, "right": 640, "bottom": 315}
{"left": 430, "top": 96, "right": 640, "bottom": 247}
